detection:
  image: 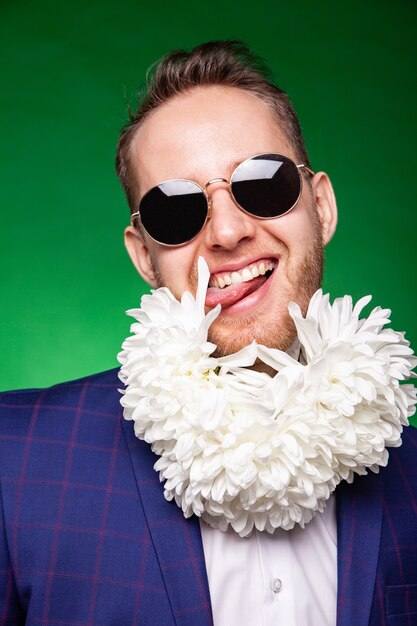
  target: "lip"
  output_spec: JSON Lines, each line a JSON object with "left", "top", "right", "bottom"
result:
{"left": 205, "top": 261, "right": 277, "bottom": 314}
{"left": 208, "top": 255, "right": 276, "bottom": 278}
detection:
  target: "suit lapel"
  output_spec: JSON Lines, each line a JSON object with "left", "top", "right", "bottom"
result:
{"left": 122, "top": 419, "right": 213, "bottom": 626}
{"left": 123, "top": 405, "right": 385, "bottom": 626}
{"left": 336, "top": 471, "right": 383, "bottom": 626}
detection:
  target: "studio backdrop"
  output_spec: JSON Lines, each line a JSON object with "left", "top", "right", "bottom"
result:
{"left": 0, "top": 0, "right": 416, "bottom": 425}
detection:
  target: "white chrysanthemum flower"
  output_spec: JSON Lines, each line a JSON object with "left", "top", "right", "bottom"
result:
{"left": 118, "top": 257, "right": 417, "bottom": 537}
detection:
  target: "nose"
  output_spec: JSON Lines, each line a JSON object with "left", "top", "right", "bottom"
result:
{"left": 203, "top": 180, "right": 256, "bottom": 251}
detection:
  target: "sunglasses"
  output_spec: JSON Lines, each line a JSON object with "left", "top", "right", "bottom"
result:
{"left": 131, "top": 152, "right": 314, "bottom": 247}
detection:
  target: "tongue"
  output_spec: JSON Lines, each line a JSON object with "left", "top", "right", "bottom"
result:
{"left": 206, "top": 275, "right": 267, "bottom": 309}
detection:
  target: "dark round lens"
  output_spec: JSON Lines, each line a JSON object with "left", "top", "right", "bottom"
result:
{"left": 139, "top": 180, "right": 208, "bottom": 246}
{"left": 230, "top": 153, "right": 302, "bottom": 218}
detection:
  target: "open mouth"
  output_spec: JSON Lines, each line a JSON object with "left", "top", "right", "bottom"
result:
{"left": 206, "top": 259, "right": 277, "bottom": 310}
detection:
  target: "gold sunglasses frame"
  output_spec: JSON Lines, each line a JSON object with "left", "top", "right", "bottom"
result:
{"left": 130, "top": 152, "right": 314, "bottom": 247}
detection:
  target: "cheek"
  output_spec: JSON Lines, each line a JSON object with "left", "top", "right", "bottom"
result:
{"left": 280, "top": 186, "right": 322, "bottom": 242}
{"left": 152, "top": 247, "right": 197, "bottom": 294}
{"left": 269, "top": 211, "right": 321, "bottom": 252}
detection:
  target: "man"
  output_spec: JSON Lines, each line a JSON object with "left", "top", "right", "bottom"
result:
{"left": 1, "top": 41, "right": 416, "bottom": 625}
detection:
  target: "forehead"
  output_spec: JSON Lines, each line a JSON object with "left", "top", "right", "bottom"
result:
{"left": 130, "top": 85, "right": 295, "bottom": 194}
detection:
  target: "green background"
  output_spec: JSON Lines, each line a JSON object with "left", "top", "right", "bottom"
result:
{"left": 1, "top": 0, "right": 416, "bottom": 424}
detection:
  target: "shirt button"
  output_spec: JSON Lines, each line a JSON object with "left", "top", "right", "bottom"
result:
{"left": 271, "top": 578, "right": 283, "bottom": 594}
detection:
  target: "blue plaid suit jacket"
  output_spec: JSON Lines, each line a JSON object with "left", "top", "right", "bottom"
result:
{"left": 0, "top": 368, "right": 416, "bottom": 625}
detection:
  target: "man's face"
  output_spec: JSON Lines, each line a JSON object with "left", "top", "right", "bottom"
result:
{"left": 125, "top": 85, "right": 337, "bottom": 355}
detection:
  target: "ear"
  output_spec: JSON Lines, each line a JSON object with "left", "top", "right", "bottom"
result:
{"left": 311, "top": 172, "right": 338, "bottom": 245}
{"left": 124, "top": 225, "right": 159, "bottom": 288}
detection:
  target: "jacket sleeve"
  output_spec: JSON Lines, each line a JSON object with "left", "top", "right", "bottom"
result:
{"left": 0, "top": 480, "right": 25, "bottom": 624}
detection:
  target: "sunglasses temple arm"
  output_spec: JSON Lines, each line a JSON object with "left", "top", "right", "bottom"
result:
{"left": 130, "top": 210, "right": 140, "bottom": 225}
{"left": 298, "top": 164, "right": 315, "bottom": 177}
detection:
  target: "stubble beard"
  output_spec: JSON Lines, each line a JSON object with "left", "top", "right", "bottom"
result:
{"left": 209, "top": 233, "right": 324, "bottom": 357}
{"left": 148, "top": 210, "right": 324, "bottom": 357}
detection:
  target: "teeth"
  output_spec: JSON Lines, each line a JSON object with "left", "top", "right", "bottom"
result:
{"left": 241, "top": 268, "right": 252, "bottom": 281}
{"left": 231, "top": 271, "right": 243, "bottom": 284}
{"left": 210, "top": 260, "right": 275, "bottom": 288}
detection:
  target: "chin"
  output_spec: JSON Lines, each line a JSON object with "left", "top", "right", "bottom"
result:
{"left": 209, "top": 311, "right": 298, "bottom": 357}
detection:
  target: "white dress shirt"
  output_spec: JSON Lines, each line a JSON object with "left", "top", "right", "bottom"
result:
{"left": 200, "top": 495, "right": 337, "bottom": 625}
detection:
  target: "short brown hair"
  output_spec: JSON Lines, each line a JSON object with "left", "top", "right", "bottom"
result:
{"left": 115, "top": 40, "right": 310, "bottom": 213}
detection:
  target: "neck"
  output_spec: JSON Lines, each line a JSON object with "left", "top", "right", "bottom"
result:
{"left": 251, "top": 359, "right": 276, "bottom": 377}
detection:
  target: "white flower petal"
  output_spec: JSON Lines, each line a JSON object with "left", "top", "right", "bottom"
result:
{"left": 118, "top": 271, "right": 417, "bottom": 537}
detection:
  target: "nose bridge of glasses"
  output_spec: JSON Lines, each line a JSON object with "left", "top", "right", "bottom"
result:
{"left": 204, "top": 177, "right": 229, "bottom": 192}
{"left": 204, "top": 177, "right": 231, "bottom": 222}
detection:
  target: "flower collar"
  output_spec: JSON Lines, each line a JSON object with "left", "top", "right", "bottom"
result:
{"left": 118, "top": 258, "right": 416, "bottom": 537}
